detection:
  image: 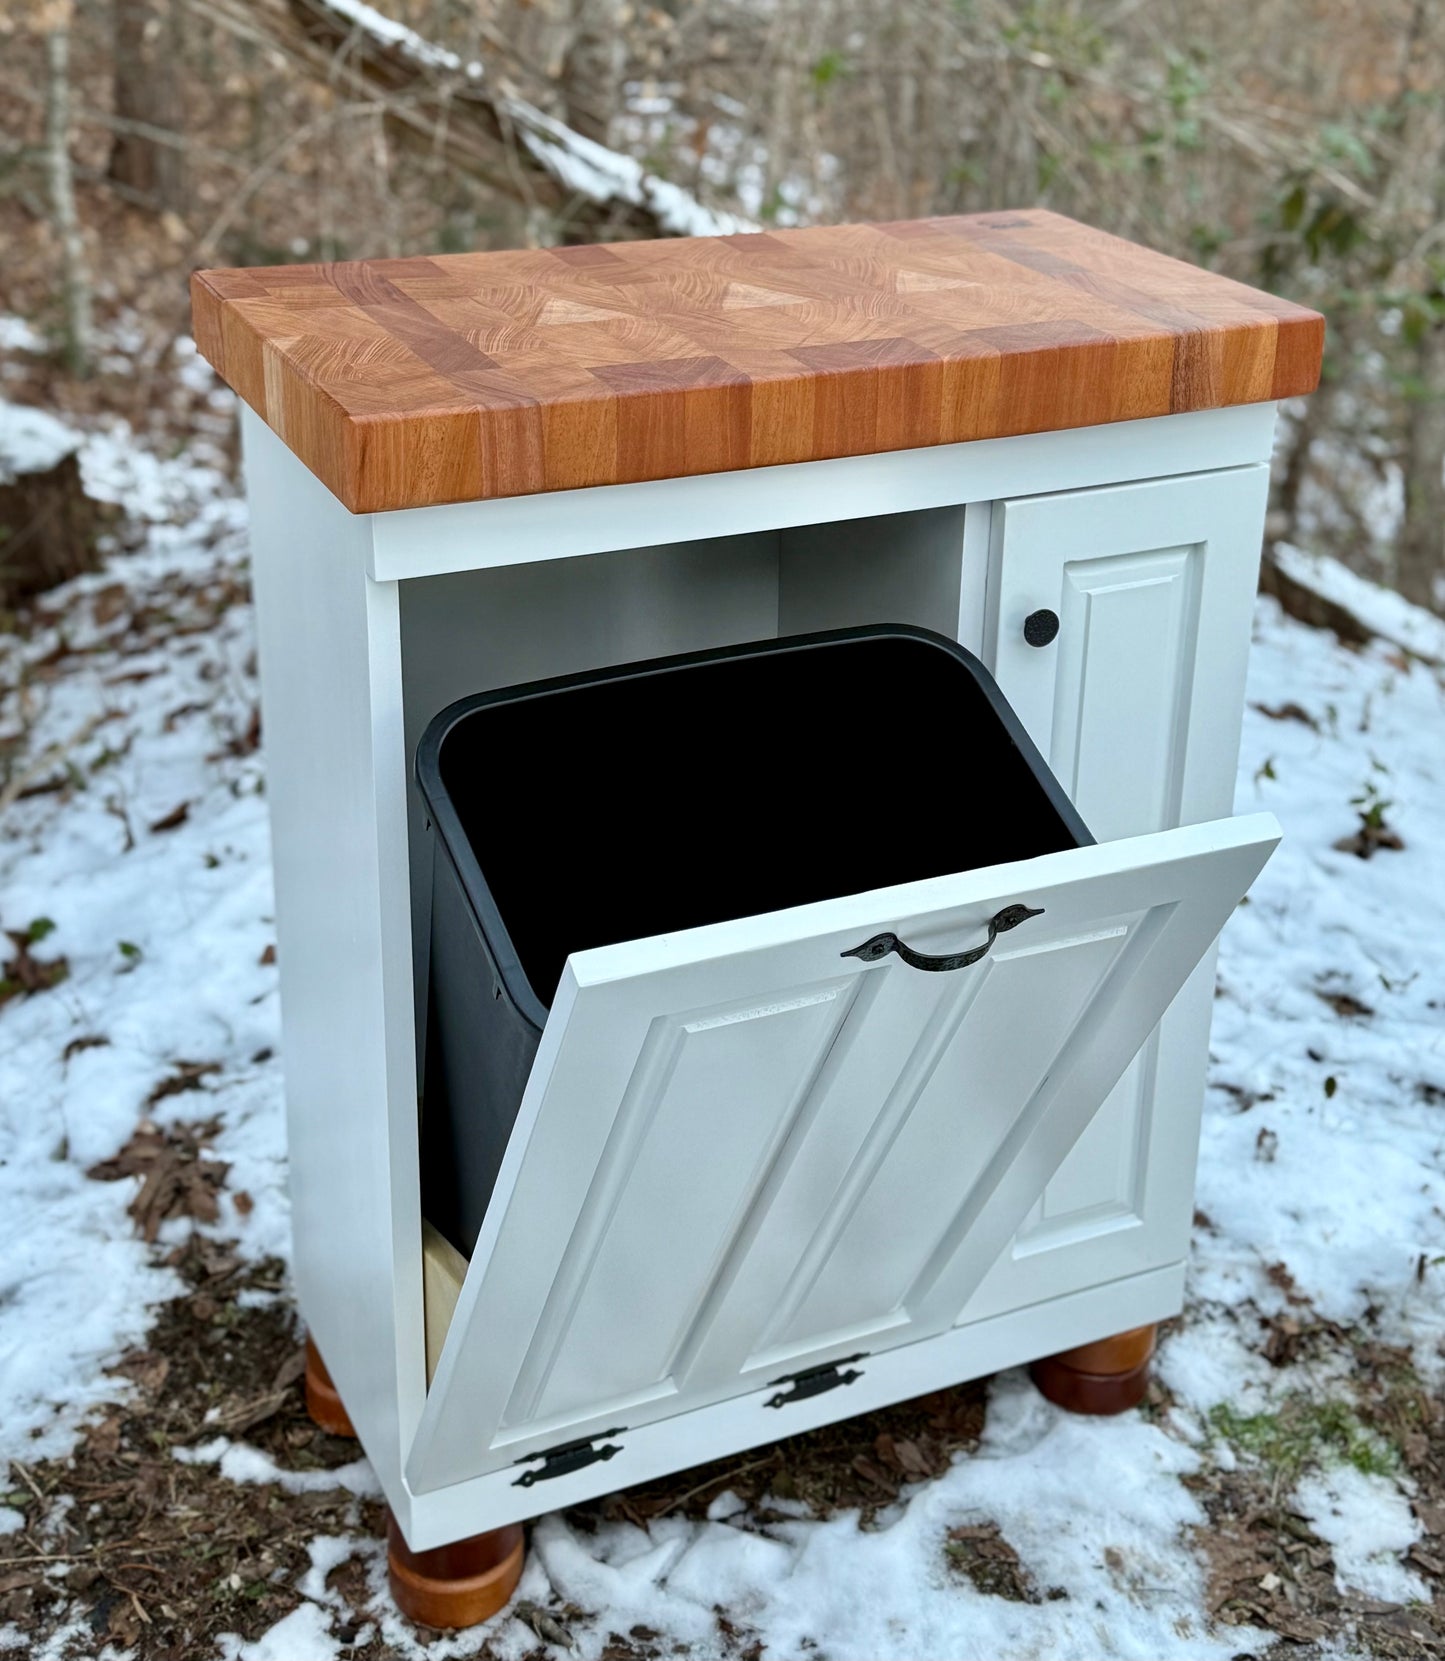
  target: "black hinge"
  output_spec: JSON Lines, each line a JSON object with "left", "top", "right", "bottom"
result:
{"left": 764, "top": 1354, "right": 866, "bottom": 1409}
{"left": 512, "top": 1429, "right": 625, "bottom": 1488}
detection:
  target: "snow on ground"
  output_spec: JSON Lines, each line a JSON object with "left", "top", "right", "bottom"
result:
{"left": 1273, "top": 541, "right": 1445, "bottom": 666}
{"left": 1294, "top": 1465, "right": 1425, "bottom": 1606}
{"left": 1, "top": 394, "right": 1443, "bottom": 1657}
{"left": 1187, "top": 587, "right": 1445, "bottom": 1359}
{"left": 0, "top": 401, "right": 80, "bottom": 483}
{"left": 0, "top": 398, "right": 283, "bottom": 1470}
{"left": 527, "top": 1373, "right": 1261, "bottom": 1661}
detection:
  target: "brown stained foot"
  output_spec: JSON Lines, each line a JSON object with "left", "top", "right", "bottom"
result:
{"left": 303, "top": 1334, "right": 357, "bottom": 1438}
{"left": 387, "top": 1512, "right": 525, "bottom": 1629}
{"left": 1029, "top": 1323, "right": 1157, "bottom": 1415}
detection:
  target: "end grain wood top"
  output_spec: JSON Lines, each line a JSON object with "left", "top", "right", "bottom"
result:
{"left": 191, "top": 210, "right": 1323, "bottom": 515}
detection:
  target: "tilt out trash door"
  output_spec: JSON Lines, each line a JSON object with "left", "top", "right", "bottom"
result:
{"left": 406, "top": 808, "right": 1277, "bottom": 1496}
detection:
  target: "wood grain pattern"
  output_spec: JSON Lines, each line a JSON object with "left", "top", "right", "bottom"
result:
{"left": 192, "top": 211, "right": 1323, "bottom": 514}
{"left": 423, "top": 1221, "right": 466, "bottom": 1387}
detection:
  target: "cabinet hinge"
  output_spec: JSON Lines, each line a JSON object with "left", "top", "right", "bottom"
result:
{"left": 511, "top": 1429, "right": 625, "bottom": 1488}
{"left": 764, "top": 1354, "right": 866, "bottom": 1409}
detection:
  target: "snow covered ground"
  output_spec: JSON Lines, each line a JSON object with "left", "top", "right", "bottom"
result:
{"left": 1, "top": 386, "right": 1443, "bottom": 1659}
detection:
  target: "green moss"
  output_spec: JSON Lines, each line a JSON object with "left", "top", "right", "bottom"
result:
{"left": 1208, "top": 1396, "right": 1398, "bottom": 1481}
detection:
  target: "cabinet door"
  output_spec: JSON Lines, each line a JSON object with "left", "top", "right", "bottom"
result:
{"left": 965, "top": 465, "right": 1270, "bottom": 1322}
{"left": 405, "top": 813, "right": 1277, "bottom": 1494}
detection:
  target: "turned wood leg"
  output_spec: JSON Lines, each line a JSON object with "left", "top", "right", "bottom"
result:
{"left": 303, "top": 1334, "right": 357, "bottom": 1438}
{"left": 1029, "top": 1323, "right": 1156, "bottom": 1415}
{"left": 387, "top": 1512, "right": 525, "bottom": 1629}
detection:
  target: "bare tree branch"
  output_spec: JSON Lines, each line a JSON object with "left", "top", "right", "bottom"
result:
{"left": 186, "top": 0, "right": 752, "bottom": 242}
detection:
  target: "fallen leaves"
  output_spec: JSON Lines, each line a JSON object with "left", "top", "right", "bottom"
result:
{"left": 944, "top": 1520, "right": 1043, "bottom": 1603}
{"left": 148, "top": 800, "right": 191, "bottom": 834}
{"left": 852, "top": 1427, "right": 948, "bottom": 1489}
{"left": 1315, "top": 987, "right": 1375, "bottom": 1018}
{"left": 1335, "top": 815, "right": 1406, "bottom": 859}
{"left": 1252, "top": 700, "right": 1320, "bottom": 730}
{"left": 12, "top": 772, "right": 69, "bottom": 801}
{"left": 0, "top": 1240, "right": 368, "bottom": 1659}
{"left": 516, "top": 1599, "right": 579, "bottom": 1651}
{"left": 0, "top": 919, "right": 69, "bottom": 1006}
{"left": 1263, "top": 1313, "right": 1306, "bottom": 1367}
{"left": 144, "top": 1059, "right": 220, "bottom": 1108}
{"left": 62, "top": 1032, "right": 110, "bottom": 1061}
{"left": 1335, "top": 785, "right": 1405, "bottom": 859}
{"left": 162, "top": 701, "right": 210, "bottom": 732}
{"left": 596, "top": 1383, "right": 987, "bottom": 1531}
{"left": 205, "top": 1347, "right": 306, "bottom": 1439}
{"left": 217, "top": 704, "right": 261, "bottom": 760}
{"left": 1264, "top": 1259, "right": 1309, "bottom": 1305}
{"left": 87, "top": 1118, "right": 229, "bottom": 1242}
{"left": 112, "top": 1349, "right": 171, "bottom": 1395}
{"left": 90, "top": 583, "right": 129, "bottom": 628}
{"left": 1197, "top": 1506, "right": 1334, "bottom": 1642}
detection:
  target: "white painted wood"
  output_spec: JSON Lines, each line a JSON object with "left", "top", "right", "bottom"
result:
{"left": 241, "top": 412, "right": 423, "bottom": 1518}
{"left": 407, "top": 1258, "right": 1185, "bottom": 1546}
{"left": 989, "top": 467, "right": 1270, "bottom": 828}
{"left": 967, "top": 464, "right": 1271, "bottom": 1322}
{"left": 956, "top": 501, "right": 993, "bottom": 655}
{"left": 406, "top": 811, "right": 1278, "bottom": 1495}
{"left": 777, "top": 507, "right": 967, "bottom": 641}
{"left": 368, "top": 405, "right": 1278, "bottom": 582}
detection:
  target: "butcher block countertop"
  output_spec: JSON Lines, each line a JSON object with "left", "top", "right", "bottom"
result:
{"left": 191, "top": 210, "right": 1323, "bottom": 515}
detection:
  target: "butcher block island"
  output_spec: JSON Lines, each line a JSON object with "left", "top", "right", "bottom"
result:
{"left": 192, "top": 211, "right": 1322, "bottom": 1629}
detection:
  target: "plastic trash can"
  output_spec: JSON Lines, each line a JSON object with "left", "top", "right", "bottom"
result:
{"left": 416, "top": 624, "right": 1093, "bottom": 1257}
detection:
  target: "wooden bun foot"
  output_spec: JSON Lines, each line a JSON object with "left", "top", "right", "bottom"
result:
{"left": 1030, "top": 1323, "right": 1156, "bottom": 1416}
{"left": 304, "top": 1334, "right": 357, "bottom": 1438}
{"left": 387, "top": 1512, "right": 525, "bottom": 1629}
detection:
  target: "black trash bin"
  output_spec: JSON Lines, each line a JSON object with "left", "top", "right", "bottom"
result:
{"left": 416, "top": 624, "right": 1093, "bottom": 1258}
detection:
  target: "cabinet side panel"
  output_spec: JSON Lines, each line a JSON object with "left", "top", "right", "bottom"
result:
{"left": 243, "top": 412, "right": 422, "bottom": 1514}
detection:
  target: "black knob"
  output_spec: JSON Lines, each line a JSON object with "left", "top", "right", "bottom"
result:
{"left": 1023, "top": 608, "right": 1060, "bottom": 648}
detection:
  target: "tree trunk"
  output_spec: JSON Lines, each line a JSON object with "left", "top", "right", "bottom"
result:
{"left": 0, "top": 453, "right": 107, "bottom": 612}
{"left": 1265, "top": 385, "right": 1328, "bottom": 556}
{"left": 44, "top": 23, "right": 93, "bottom": 377}
{"left": 108, "top": 0, "right": 187, "bottom": 212}
{"left": 1396, "top": 319, "right": 1445, "bottom": 614}
{"left": 558, "top": 0, "right": 624, "bottom": 147}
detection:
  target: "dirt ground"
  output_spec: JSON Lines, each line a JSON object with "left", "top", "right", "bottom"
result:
{"left": 1, "top": 1122, "right": 1441, "bottom": 1658}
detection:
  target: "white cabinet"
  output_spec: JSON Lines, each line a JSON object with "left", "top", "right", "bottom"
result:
{"left": 967, "top": 466, "right": 1270, "bottom": 1321}
{"left": 195, "top": 204, "right": 1325, "bottom": 1611}
{"left": 240, "top": 407, "right": 1283, "bottom": 1551}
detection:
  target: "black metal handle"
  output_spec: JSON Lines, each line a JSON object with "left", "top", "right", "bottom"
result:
{"left": 842, "top": 904, "right": 1044, "bottom": 973}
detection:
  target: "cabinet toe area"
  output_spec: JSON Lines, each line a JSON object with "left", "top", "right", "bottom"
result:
{"left": 303, "top": 1335, "right": 357, "bottom": 1439}
{"left": 1029, "top": 1322, "right": 1157, "bottom": 1415}
{"left": 387, "top": 1515, "right": 526, "bottom": 1630}
{"left": 302, "top": 1335, "right": 526, "bottom": 1629}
